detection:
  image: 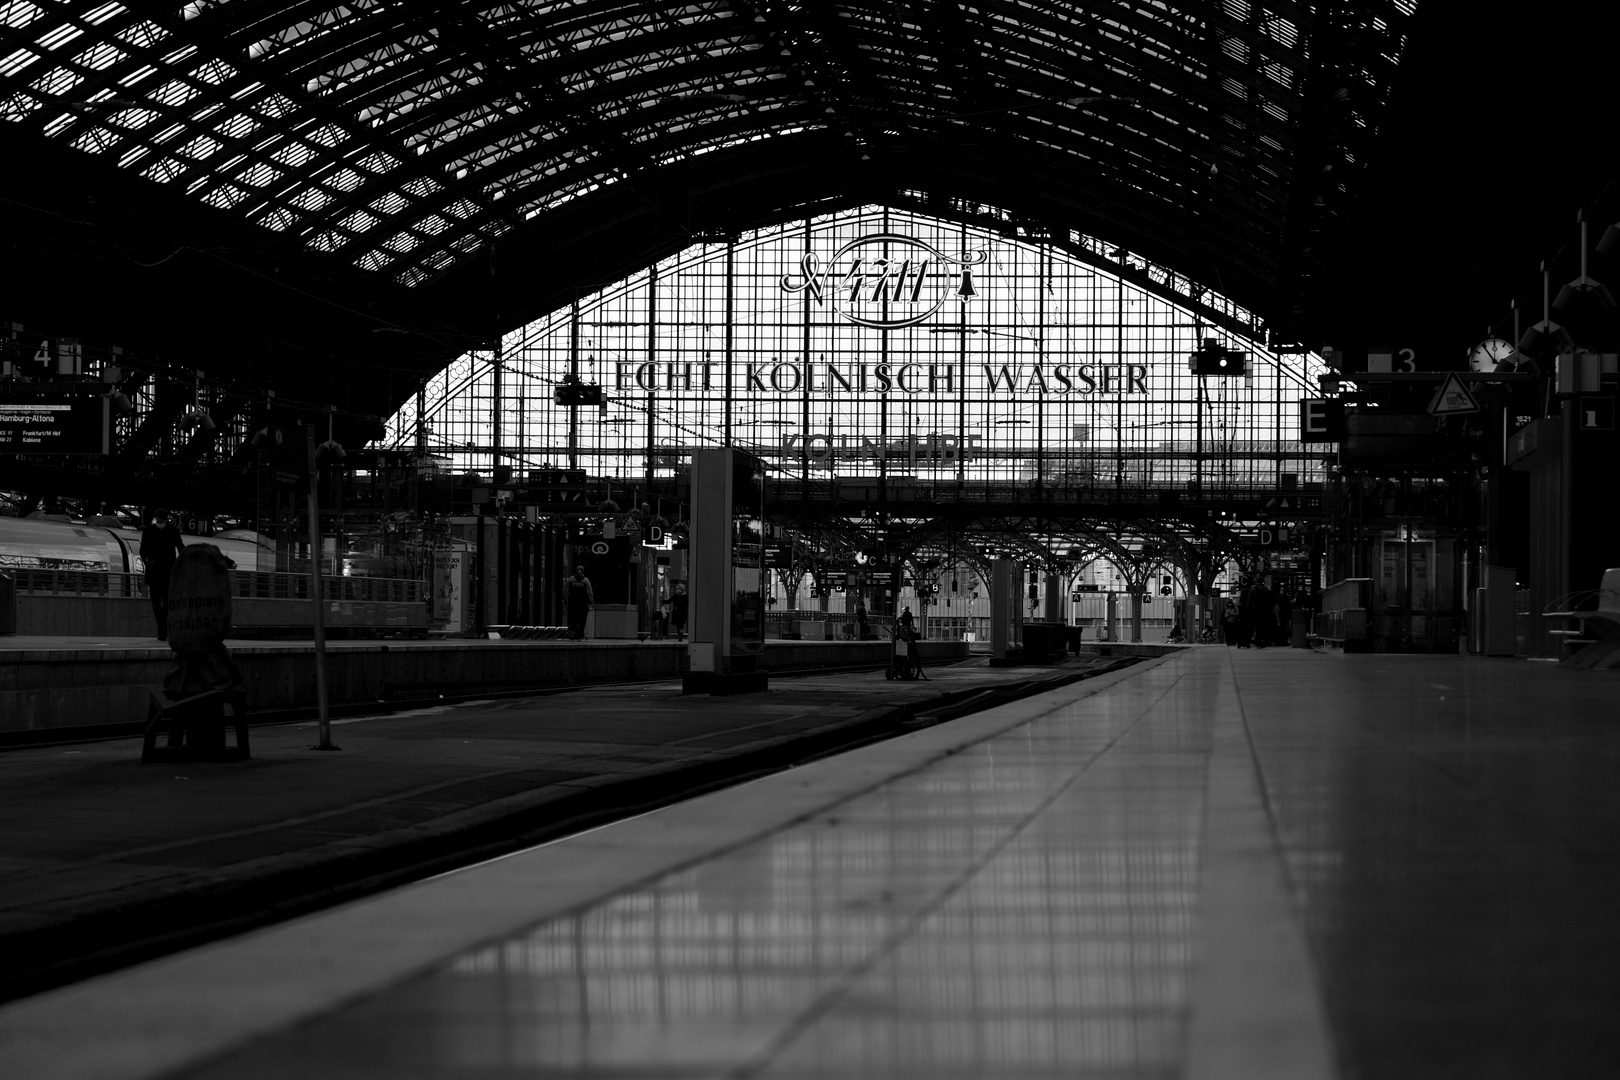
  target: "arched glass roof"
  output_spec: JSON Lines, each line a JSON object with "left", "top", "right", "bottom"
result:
{"left": 384, "top": 205, "right": 1328, "bottom": 496}
{"left": 2, "top": 0, "right": 1417, "bottom": 328}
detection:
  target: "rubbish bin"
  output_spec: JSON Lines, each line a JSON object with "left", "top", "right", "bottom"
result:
{"left": 1022, "top": 622, "right": 1067, "bottom": 659}
{"left": 1291, "top": 608, "right": 1311, "bottom": 648}
{"left": 0, "top": 570, "right": 15, "bottom": 635}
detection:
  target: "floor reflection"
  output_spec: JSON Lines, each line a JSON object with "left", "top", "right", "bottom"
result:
{"left": 186, "top": 671, "right": 1209, "bottom": 1079}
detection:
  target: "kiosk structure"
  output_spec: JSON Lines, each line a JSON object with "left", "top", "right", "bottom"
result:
{"left": 682, "top": 449, "right": 768, "bottom": 695}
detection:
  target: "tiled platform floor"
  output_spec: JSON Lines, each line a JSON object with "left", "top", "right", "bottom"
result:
{"left": 3, "top": 647, "right": 1617, "bottom": 1079}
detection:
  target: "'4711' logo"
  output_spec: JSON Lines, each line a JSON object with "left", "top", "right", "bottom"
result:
{"left": 780, "top": 232, "right": 987, "bottom": 329}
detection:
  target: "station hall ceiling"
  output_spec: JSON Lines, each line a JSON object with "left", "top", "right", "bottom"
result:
{"left": 3, "top": 1, "right": 1615, "bottom": 428}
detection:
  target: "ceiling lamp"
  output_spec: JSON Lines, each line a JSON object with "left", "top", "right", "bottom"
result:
{"left": 180, "top": 371, "right": 214, "bottom": 433}
{"left": 1554, "top": 212, "right": 1618, "bottom": 312}
{"left": 1596, "top": 221, "right": 1620, "bottom": 255}
{"left": 1519, "top": 263, "right": 1575, "bottom": 355}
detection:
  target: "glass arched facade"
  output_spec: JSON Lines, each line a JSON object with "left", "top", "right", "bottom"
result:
{"left": 382, "top": 206, "right": 1326, "bottom": 496}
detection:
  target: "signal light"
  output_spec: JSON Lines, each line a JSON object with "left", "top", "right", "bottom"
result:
{"left": 1190, "top": 338, "right": 1248, "bottom": 376}
{"left": 553, "top": 378, "right": 605, "bottom": 406}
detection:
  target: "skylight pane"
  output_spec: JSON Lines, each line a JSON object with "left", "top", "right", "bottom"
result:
{"left": 3, "top": 2, "right": 44, "bottom": 31}
{"left": 0, "top": 48, "right": 40, "bottom": 77}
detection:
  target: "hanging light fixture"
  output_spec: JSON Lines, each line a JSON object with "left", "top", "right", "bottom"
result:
{"left": 1554, "top": 212, "right": 1618, "bottom": 312}
{"left": 179, "top": 370, "right": 214, "bottom": 433}
{"left": 1519, "top": 262, "right": 1575, "bottom": 355}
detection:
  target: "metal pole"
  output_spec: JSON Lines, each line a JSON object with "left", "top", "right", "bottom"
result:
{"left": 724, "top": 240, "right": 735, "bottom": 447}
{"left": 569, "top": 299, "right": 580, "bottom": 470}
{"left": 306, "top": 425, "right": 337, "bottom": 751}
{"left": 491, "top": 340, "right": 502, "bottom": 481}
{"left": 645, "top": 391, "right": 655, "bottom": 493}
{"left": 475, "top": 502, "right": 486, "bottom": 636}
{"left": 1037, "top": 242, "right": 1046, "bottom": 505}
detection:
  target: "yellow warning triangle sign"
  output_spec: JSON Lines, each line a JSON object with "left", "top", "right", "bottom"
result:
{"left": 1428, "top": 372, "right": 1480, "bottom": 416}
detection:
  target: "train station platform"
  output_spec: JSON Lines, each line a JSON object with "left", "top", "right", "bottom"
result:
{"left": 0, "top": 636, "right": 971, "bottom": 737}
{"left": 0, "top": 650, "right": 1124, "bottom": 1003}
{"left": 4, "top": 645, "right": 1619, "bottom": 1079}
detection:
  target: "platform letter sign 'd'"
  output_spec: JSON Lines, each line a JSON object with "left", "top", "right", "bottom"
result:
{"left": 781, "top": 233, "right": 987, "bottom": 329}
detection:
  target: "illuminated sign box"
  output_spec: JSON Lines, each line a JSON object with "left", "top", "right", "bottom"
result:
{"left": 0, "top": 390, "right": 110, "bottom": 455}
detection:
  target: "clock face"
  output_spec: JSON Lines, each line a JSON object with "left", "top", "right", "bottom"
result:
{"left": 1469, "top": 337, "right": 1518, "bottom": 373}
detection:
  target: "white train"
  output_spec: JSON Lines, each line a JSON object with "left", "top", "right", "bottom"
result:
{"left": 0, "top": 515, "right": 274, "bottom": 577}
{"left": 1, "top": 515, "right": 431, "bottom": 638}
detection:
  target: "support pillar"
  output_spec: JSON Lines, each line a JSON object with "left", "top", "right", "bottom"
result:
{"left": 683, "top": 449, "right": 768, "bottom": 694}
{"left": 990, "top": 558, "right": 1022, "bottom": 662}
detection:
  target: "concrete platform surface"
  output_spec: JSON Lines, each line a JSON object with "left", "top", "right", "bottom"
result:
{"left": 3, "top": 647, "right": 1618, "bottom": 1080}
{"left": 1, "top": 635, "right": 971, "bottom": 734}
{"left": 0, "top": 652, "right": 1121, "bottom": 1001}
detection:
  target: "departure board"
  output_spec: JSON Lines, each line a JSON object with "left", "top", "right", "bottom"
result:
{"left": 0, "top": 391, "right": 110, "bottom": 454}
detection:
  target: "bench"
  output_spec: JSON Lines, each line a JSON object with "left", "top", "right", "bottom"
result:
{"left": 1544, "top": 568, "right": 1620, "bottom": 669}
{"left": 1310, "top": 608, "right": 1370, "bottom": 650}
{"left": 141, "top": 687, "right": 250, "bottom": 764}
{"left": 486, "top": 624, "right": 572, "bottom": 639}
{"left": 1309, "top": 578, "right": 1373, "bottom": 652}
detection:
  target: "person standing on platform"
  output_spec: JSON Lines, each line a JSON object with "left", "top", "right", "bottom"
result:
{"left": 899, "top": 605, "right": 916, "bottom": 639}
{"left": 856, "top": 601, "right": 870, "bottom": 640}
{"left": 139, "top": 507, "right": 185, "bottom": 641}
{"left": 1226, "top": 585, "right": 1251, "bottom": 647}
{"left": 565, "top": 565, "right": 594, "bottom": 640}
{"left": 670, "top": 582, "right": 688, "bottom": 641}
{"left": 1246, "top": 576, "right": 1275, "bottom": 649}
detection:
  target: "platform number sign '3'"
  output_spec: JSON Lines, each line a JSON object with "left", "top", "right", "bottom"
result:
{"left": 1367, "top": 347, "right": 1417, "bottom": 373}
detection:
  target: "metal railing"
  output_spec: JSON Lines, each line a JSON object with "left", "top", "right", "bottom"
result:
{"left": 12, "top": 569, "right": 425, "bottom": 604}
{"left": 765, "top": 609, "right": 895, "bottom": 639}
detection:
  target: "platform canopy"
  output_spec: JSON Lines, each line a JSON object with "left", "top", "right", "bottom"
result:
{"left": 2, "top": 0, "right": 1419, "bottom": 424}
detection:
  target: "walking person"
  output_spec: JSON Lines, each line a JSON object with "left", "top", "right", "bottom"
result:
{"left": 139, "top": 507, "right": 185, "bottom": 641}
{"left": 565, "top": 565, "right": 594, "bottom": 640}
{"left": 855, "top": 601, "right": 870, "bottom": 640}
{"left": 669, "top": 582, "right": 688, "bottom": 641}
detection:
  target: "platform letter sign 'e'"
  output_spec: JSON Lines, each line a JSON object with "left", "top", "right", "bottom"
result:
{"left": 1299, "top": 399, "right": 1344, "bottom": 442}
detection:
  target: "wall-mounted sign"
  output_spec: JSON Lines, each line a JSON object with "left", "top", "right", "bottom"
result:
{"left": 782, "top": 431, "right": 980, "bottom": 469}
{"left": 780, "top": 232, "right": 988, "bottom": 329}
{"left": 0, "top": 391, "right": 110, "bottom": 454}
{"left": 1298, "top": 399, "right": 1345, "bottom": 442}
{"left": 612, "top": 358, "right": 1152, "bottom": 398}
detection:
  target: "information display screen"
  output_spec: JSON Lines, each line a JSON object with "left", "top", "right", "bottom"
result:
{"left": 0, "top": 391, "right": 110, "bottom": 455}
